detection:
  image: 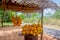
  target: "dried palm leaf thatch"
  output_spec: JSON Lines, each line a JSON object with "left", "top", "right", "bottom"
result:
{"left": 0, "top": 0, "right": 59, "bottom": 12}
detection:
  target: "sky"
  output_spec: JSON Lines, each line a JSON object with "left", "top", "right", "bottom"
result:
{"left": 52, "top": 0, "right": 60, "bottom": 6}
{"left": 44, "top": 0, "right": 60, "bottom": 16}
{"left": 44, "top": 8, "right": 55, "bottom": 16}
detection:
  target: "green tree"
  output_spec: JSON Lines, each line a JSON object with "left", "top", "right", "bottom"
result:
{"left": 0, "top": 7, "right": 4, "bottom": 21}
{"left": 3, "top": 10, "right": 15, "bottom": 22}
{"left": 0, "top": 7, "right": 4, "bottom": 15}
{"left": 52, "top": 9, "right": 60, "bottom": 19}
{"left": 23, "top": 13, "right": 41, "bottom": 23}
{"left": 19, "top": 13, "right": 25, "bottom": 20}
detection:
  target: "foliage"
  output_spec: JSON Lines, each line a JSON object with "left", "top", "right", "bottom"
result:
{"left": 23, "top": 13, "right": 41, "bottom": 23}
{"left": 0, "top": 7, "right": 15, "bottom": 22}
{"left": 0, "top": 7, "right": 4, "bottom": 22}
{"left": 31, "top": 13, "right": 38, "bottom": 17}
{"left": 19, "top": 13, "right": 25, "bottom": 20}
{"left": 0, "top": 7, "right": 41, "bottom": 23}
{"left": 52, "top": 9, "right": 60, "bottom": 19}
{"left": 0, "top": 7, "right": 4, "bottom": 15}
{"left": 3, "top": 10, "right": 15, "bottom": 22}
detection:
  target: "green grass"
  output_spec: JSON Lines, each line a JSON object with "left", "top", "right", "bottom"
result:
{"left": 3, "top": 22, "right": 13, "bottom": 25}
{"left": 0, "top": 22, "right": 13, "bottom": 27}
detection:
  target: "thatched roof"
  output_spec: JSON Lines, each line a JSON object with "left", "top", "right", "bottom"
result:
{"left": 9, "top": 0, "right": 59, "bottom": 9}
{"left": 0, "top": 0, "right": 59, "bottom": 12}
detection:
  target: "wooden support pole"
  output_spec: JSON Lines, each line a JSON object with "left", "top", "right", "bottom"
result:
{"left": 1, "top": 11, "right": 4, "bottom": 27}
{"left": 40, "top": 9, "right": 43, "bottom": 40}
{"left": 1, "top": 0, "right": 5, "bottom": 27}
{"left": 16, "top": 12, "right": 17, "bottom": 19}
{"left": 16, "top": 12, "right": 17, "bottom": 26}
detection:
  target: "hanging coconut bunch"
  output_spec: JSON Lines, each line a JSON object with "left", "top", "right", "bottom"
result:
{"left": 11, "top": 16, "right": 22, "bottom": 26}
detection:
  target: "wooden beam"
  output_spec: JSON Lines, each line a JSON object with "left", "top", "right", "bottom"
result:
{"left": 5, "top": 4, "right": 40, "bottom": 12}
{"left": 6, "top": 5, "right": 39, "bottom": 10}
{"left": 0, "top": 3, "right": 40, "bottom": 11}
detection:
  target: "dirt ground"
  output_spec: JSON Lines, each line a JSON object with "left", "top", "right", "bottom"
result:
{"left": 0, "top": 26, "right": 59, "bottom": 40}
{"left": 44, "top": 24, "right": 60, "bottom": 30}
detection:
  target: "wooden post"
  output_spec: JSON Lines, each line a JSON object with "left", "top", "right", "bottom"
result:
{"left": 40, "top": 9, "right": 43, "bottom": 40}
{"left": 16, "top": 12, "right": 17, "bottom": 20}
{"left": 1, "top": 10, "right": 4, "bottom": 27}
{"left": 1, "top": 0, "right": 6, "bottom": 27}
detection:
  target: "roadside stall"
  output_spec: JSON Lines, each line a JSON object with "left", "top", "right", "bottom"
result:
{"left": 0, "top": 0, "right": 58, "bottom": 40}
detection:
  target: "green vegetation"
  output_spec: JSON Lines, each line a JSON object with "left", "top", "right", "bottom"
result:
{"left": 0, "top": 6, "right": 60, "bottom": 27}
{"left": 52, "top": 9, "right": 60, "bottom": 19}
{"left": 19, "top": 13, "right": 25, "bottom": 20}
{"left": 43, "top": 8, "right": 60, "bottom": 26}
{"left": 23, "top": 13, "right": 41, "bottom": 23}
{"left": 3, "top": 10, "right": 15, "bottom": 22}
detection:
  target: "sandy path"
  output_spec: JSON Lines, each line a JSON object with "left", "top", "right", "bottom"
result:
{"left": 0, "top": 24, "right": 59, "bottom": 40}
